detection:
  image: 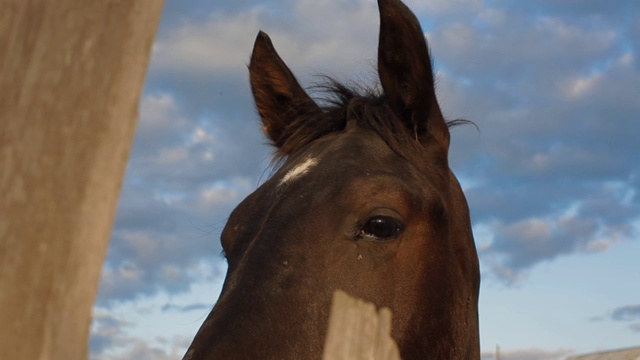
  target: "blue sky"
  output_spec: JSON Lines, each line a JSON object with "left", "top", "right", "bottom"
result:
{"left": 90, "top": 1, "right": 640, "bottom": 359}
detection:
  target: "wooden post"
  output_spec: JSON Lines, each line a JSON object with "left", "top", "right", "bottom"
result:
{"left": 323, "top": 290, "right": 401, "bottom": 360}
{"left": 0, "top": 1, "right": 163, "bottom": 359}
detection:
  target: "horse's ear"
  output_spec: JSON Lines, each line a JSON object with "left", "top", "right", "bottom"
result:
{"left": 249, "top": 31, "right": 322, "bottom": 153}
{"left": 377, "top": 0, "right": 449, "bottom": 151}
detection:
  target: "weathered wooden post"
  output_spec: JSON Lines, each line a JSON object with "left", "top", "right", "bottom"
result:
{"left": 0, "top": 1, "right": 163, "bottom": 359}
{"left": 323, "top": 290, "right": 402, "bottom": 360}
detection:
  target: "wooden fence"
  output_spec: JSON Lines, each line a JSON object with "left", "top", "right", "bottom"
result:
{"left": 0, "top": 1, "right": 164, "bottom": 359}
{"left": 323, "top": 290, "right": 401, "bottom": 360}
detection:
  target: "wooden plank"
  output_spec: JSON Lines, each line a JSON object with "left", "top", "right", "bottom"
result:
{"left": 0, "top": 1, "right": 164, "bottom": 359}
{"left": 323, "top": 290, "right": 401, "bottom": 360}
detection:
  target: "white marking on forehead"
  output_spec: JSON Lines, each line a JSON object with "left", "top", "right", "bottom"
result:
{"left": 279, "top": 157, "right": 318, "bottom": 185}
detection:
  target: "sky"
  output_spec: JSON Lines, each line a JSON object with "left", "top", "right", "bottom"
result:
{"left": 90, "top": 1, "right": 640, "bottom": 359}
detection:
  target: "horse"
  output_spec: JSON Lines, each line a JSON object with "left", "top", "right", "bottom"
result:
{"left": 183, "top": 0, "right": 480, "bottom": 358}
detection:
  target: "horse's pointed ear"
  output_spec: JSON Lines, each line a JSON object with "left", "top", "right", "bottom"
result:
{"left": 377, "top": 0, "right": 450, "bottom": 151}
{"left": 249, "top": 31, "right": 322, "bottom": 153}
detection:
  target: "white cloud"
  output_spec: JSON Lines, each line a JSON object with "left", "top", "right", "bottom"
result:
{"left": 479, "top": 187, "right": 640, "bottom": 284}
{"left": 138, "top": 94, "right": 189, "bottom": 144}
{"left": 161, "top": 264, "right": 183, "bottom": 282}
{"left": 481, "top": 347, "right": 573, "bottom": 360}
{"left": 152, "top": 10, "right": 262, "bottom": 75}
{"left": 156, "top": 146, "right": 189, "bottom": 165}
{"left": 585, "top": 239, "right": 613, "bottom": 252}
{"left": 563, "top": 51, "right": 635, "bottom": 101}
{"left": 198, "top": 177, "right": 253, "bottom": 209}
{"left": 150, "top": 0, "right": 380, "bottom": 81}
{"left": 91, "top": 335, "right": 189, "bottom": 360}
{"left": 101, "top": 264, "right": 143, "bottom": 295}
{"left": 566, "top": 72, "right": 602, "bottom": 99}
{"left": 412, "top": 0, "right": 482, "bottom": 14}
{"left": 506, "top": 218, "right": 553, "bottom": 244}
{"left": 122, "top": 231, "right": 160, "bottom": 262}
{"left": 200, "top": 186, "right": 237, "bottom": 206}
{"left": 477, "top": 8, "right": 508, "bottom": 27}
{"left": 189, "top": 127, "right": 215, "bottom": 145}
{"left": 139, "top": 94, "right": 181, "bottom": 128}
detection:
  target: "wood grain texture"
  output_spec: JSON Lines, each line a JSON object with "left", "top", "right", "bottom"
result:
{"left": 323, "top": 290, "right": 401, "bottom": 360}
{"left": 0, "top": 1, "right": 163, "bottom": 359}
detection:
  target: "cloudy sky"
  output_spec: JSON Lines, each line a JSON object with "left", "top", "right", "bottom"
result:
{"left": 90, "top": 0, "right": 640, "bottom": 359}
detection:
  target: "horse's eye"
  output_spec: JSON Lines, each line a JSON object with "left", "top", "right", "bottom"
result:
{"left": 359, "top": 216, "right": 404, "bottom": 241}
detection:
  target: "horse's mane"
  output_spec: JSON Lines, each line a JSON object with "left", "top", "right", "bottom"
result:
{"left": 270, "top": 77, "right": 473, "bottom": 165}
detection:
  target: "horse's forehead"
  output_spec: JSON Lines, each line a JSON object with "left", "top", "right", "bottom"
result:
{"left": 279, "top": 156, "right": 319, "bottom": 186}
{"left": 272, "top": 128, "right": 425, "bottom": 194}
{"left": 277, "top": 130, "right": 401, "bottom": 184}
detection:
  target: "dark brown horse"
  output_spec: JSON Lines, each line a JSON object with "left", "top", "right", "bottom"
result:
{"left": 183, "top": 0, "right": 480, "bottom": 358}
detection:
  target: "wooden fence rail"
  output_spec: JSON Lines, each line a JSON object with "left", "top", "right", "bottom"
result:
{"left": 323, "top": 290, "right": 401, "bottom": 360}
{"left": 0, "top": 1, "right": 163, "bottom": 359}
